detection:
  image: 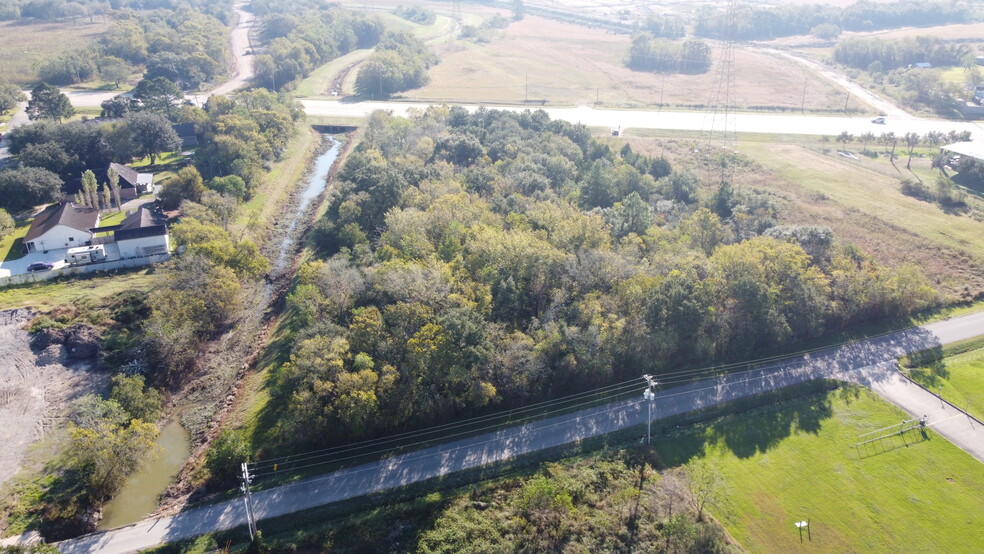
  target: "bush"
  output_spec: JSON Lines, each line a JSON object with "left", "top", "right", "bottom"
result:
{"left": 206, "top": 429, "right": 252, "bottom": 487}
{"left": 0, "top": 207, "right": 13, "bottom": 237}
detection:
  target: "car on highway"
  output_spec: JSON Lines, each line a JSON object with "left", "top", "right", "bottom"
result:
{"left": 871, "top": 117, "right": 886, "bottom": 124}
{"left": 26, "top": 261, "right": 54, "bottom": 272}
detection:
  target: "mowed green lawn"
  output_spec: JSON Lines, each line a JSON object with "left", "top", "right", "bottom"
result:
{"left": 912, "top": 344, "right": 984, "bottom": 423}
{"left": 657, "top": 387, "right": 984, "bottom": 552}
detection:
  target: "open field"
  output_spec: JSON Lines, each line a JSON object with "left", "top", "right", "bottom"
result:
{"left": 0, "top": 268, "right": 155, "bottom": 311}
{"left": 847, "top": 22, "right": 984, "bottom": 41}
{"left": 389, "top": 15, "right": 853, "bottom": 111}
{"left": 0, "top": 20, "right": 108, "bottom": 85}
{"left": 658, "top": 386, "right": 984, "bottom": 552}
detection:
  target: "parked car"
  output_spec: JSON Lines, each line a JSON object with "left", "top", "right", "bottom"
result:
{"left": 871, "top": 117, "right": 886, "bottom": 124}
{"left": 26, "top": 261, "right": 54, "bottom": 272}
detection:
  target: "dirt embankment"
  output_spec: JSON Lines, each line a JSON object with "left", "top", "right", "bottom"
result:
{"left": 0, "top": 309, "right": 106, "bottom": 488}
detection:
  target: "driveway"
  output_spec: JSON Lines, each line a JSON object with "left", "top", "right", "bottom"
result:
{"left": 0, "top": 243, "right": 121, "bottom": 277}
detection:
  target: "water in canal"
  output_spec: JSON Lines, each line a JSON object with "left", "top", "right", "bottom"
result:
{"left": 96, "top": 135, "right": 343, "bottom": 530}
{"left": 275, "top": 137, "right": 341, "bottom": 271}
{"left": 98, "top": 418, "right": 190, "bottom": 530}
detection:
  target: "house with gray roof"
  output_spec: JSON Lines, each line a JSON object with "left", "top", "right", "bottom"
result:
{"left": 22, "top": 202, "right": 100, "bottom": 253}
{"left": 109, "top": 162, "right": 155, "bottom": 200}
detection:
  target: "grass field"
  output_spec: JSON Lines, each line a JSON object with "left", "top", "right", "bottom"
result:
{"left": 0, "top": 20, "right": 108, "bottom": 85}
{"left": 396, "top": 15, "right": 851, "bottom": 110}
{"left": 657, "top": 386, "right": 984, "bottom": 552}
{"left": 0, "top": 268, "right": 155, "bottom": 311}
{"left": 907, "top": 337, "right": 984, "bottom": 422}
{"left": 0, "top": 220, "right": 32, "bottom": 262}
{"left": 237, "top": 126, "right": 319, "bottom": 230}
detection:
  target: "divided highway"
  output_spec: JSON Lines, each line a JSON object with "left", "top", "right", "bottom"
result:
{"left": 58, "top": 310, "right": 984, "bottom": 553}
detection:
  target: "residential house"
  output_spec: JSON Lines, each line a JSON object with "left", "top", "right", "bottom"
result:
{"left": 113, "top": 207, "right": 170, "bottom": 258}
{"left": 172, "top": 123, "right": 199, "bottom": 148}
{"left": 109, "top": 162, "right": 155, "bottom": 200}
{"left": 22, "top": 202, "right": 100, "bottom": 253}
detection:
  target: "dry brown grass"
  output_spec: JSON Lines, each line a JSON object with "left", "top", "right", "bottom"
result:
{"left": 400, "top": 15, "right": 850, "bottom": 111}
{"left": 0, "top": 20, "right": 108, "bottom": 85}
{"left": 619, "top": 133, "right": 984, "bottom": 300}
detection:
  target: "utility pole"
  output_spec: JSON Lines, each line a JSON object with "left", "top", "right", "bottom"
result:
{"left": 643, "top": 374, "right": 658, "bottom": 445}
{"left": 801, "top": 76, "right": 808, "bottom": 113}
{"left": 525, "top": 72, "right": 528, "bottom": 103}
{"left": 241, "top": 462, "right": 257, "bottom": 540}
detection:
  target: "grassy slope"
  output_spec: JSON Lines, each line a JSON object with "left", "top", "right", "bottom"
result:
{"left": 0, "top": 20, "right": 108, "bottom": 85}
{"left": 0, "top": 268, "right": 155, "bottom": 310}
{"left": 658, "top": 387, "right": 984, "bottom": 552}
{"left": 742, "top": 143, "right": 984, "bottom": 258}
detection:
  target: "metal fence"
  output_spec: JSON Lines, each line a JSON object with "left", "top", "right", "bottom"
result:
{"left": 0, "top": 253, "right": 171, "bottom": 288}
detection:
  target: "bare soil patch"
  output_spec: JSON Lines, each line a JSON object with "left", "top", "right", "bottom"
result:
{"left": 0, "top": 309, "right": 106, "bottom": 488}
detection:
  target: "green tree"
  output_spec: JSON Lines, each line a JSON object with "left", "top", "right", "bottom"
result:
{"left": 0, "top": 81, "right": 26, "bottom": 115}
{"left": 159, "top": 166, "right": 207, "bottom": 210}
{"left": 109, "top": 374, "right": 163, "bottom": 422}
{"left": 108, "top": 167, "right": 123, "bottom": 212}
{"left": 99, "top": 56, "right": 130, "bottom": 88}
{"left": 121, "top": 111, "right": 181, "bottom": 164}
{"left": 81, "top": 169, "right": 98, "bottom": 209}
{"left": 0, "top": 167, "right": 63, "bottom": 212}
{"left": 132, "top": 77, "right": 184, "bottom": 119}
{"left": 67, "top": 418, "right": 159, "bottom": 505}
{"left": 0, "top": 208, "right": 13, "bottom": 238}
{"left": 26, "top": 82, "right": 74, "bottom": 122}
{"left": 205, "top": 429, "right": 252, "bottom": 487}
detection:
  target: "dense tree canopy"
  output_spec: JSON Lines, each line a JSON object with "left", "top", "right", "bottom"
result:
{"left": 354, "top": 30, "right": 438, "bottom": 97}
{"left": 274, "top": 107, "right": 938, "bottom": 450}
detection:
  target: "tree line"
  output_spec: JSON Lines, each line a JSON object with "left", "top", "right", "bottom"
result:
{"left": 834, "top": 36, "right": 972, "bottom": 72}
{"left": 32, "top": 4, "right": 230, "bottom": 88}
{"left": 693, "top": 0, "right": 968, "bottom": 40}
{"left": 626, "top": 33, "right": 712, "bottom": 74}
{"left": 0, "top": 0, "right": 233, "bottom": 23}
{"left": 251, "top": 1, "right": 384, "bottom": 91}
{"left": 354, "top": 30, "right": 438, "bottom": 97}
{"left": 260, "top": 107, "right": 938, "bottom": 453}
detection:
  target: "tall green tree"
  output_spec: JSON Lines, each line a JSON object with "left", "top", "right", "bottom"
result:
{"left": 26, "top": 82, "right": 74, "bottom": 122}
{"left": 132, "top": 77, "right": 184, "bottom": 119}
{"left": 0, "top": 81, "right": 26, "bottom": 115}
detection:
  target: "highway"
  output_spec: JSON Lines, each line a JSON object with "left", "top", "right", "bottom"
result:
{"left": 301, "top": 98, "right": 984, "bottom": 140}
{"left": 57, "top": 310, "right": 984, "bottom": 553}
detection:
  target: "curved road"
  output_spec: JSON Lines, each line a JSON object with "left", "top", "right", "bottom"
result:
{"left": 58, "top": 310, "right": 984, "bottom": 553}
{"left": 0, "top": 5, "right": 254, "bottom": 163}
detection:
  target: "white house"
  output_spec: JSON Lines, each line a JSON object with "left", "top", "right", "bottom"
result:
{"left": 114, "top": 207, "right": 170, "bottom": 258}
{"left": 22, "top": 202, "right": 100, "bottom": 253}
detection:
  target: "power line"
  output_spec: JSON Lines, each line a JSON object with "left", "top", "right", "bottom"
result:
{"left": 247, "top": 324, "right": 915, "bottom": 476}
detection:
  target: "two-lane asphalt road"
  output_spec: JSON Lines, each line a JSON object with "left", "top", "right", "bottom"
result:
{"left": 301, "top": 99, "right": 984, "bottom": 141}
{"left": 58, "top": 310, "right": 984, "bottom": 553}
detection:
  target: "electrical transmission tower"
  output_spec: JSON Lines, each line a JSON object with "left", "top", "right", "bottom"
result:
{"left": 702, "top": 0, "right": 739, "bottom": 180}
{"left": 447, "top": 0, "right": 462, "bottom": 51}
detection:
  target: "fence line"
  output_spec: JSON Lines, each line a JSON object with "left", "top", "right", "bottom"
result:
{"left": 0, "top": 253, "right": 170, "bottom": 288}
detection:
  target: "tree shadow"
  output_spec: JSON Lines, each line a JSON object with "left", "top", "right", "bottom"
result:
{"left": 654, "top": 383, "right": 837, "bottom": 466}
